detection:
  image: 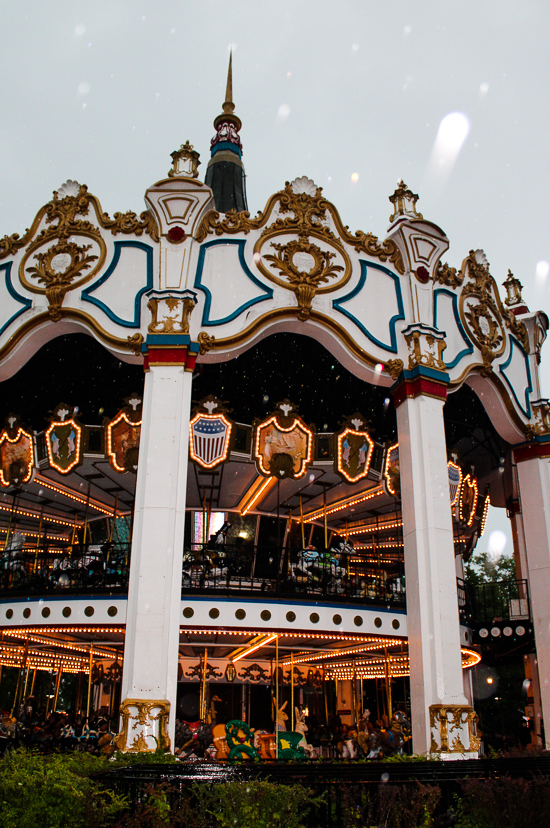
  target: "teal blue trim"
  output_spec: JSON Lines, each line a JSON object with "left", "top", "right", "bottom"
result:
{"left": 146, "top": 334, "right": 192, "bottom": 346}
{"left": 211, "top": 141, "right": 242, "bottom": 158}
{"left": 332, "top": 260, "right": 405, "bottom": 353}
{"left": 194, "top": 239, "right": 273, "bottom": 326}
{"left": 498, "top": 336, "right": 533, "bottom": 418}
{"left": 81, "top": 241, "right": 153, "bottom": 328}
{"left": 433, "top": 288, "right": 474, "bottom": 369}
{"left": 0, "top": 262, "right": 32, "bottom": 335}
{"left": 403, "top": 365, "right": 450, "bottom": 383}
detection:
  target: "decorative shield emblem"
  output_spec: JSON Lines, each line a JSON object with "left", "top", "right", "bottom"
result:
{"left": 106, "top": 394, "right": 142, "bottom": 474}
{"left": 448, "top": 461, "right": 463, "bottom": 506}
{"left": 189, "top": 396, "right": 233, "bottom": 470}
{"left": 334, "top": 413, "right": 374, "bottom": 484}
{"left": 458, "top": 474, "right": 478, "bottom": 527}
{"left": 0, "top": 416, "right": 35, "bottom": 488}
{"left": 254, "top": 400, "right": 313, "bottom": 479}
{"left": 383, "top": 443, "right": 400, "bottom": 497}
{"left": 45, "top": 404, "right": 83, "bottom": 474}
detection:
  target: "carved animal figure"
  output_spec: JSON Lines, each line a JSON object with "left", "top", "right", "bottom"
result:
{"left": 295, "top": 707, "right": 315, "bottom": 756}
{"left": 273, "top": 699, "right": 288, "bottom": 732}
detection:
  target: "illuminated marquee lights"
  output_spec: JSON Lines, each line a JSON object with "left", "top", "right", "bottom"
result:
{"left": 335, "top": 427, "right": 374, "bottom": 484}
{"left": 458, "top": 474, "right": 479, "bottom": 527}
{"left": 254, "top": 414, "right": 314, "bottom": 479}
{"left": 229, "top": 633, "right": 279, "bottom": 663}
{"left": 346, "top": 519, "right": 403, "bottom": 537}
{"left": 240, "top": 476, "right": 278, "bottom": 516}
{"left": 304, "top": 485, "right": 384, "bottom": 523}
{"left": 45, "top": 418, "right": 83, "bottom": 475}
{"left": 0, "top": 427, "right": 35, "bottom": 488}
{"left": 189, "top": 412, "right": 233, "bottom": 470}
{"left": 106, "top": 411, "right": 142, "bottom": 473}
{"left": 281, "top": 637, "right": 402, "bottom": 666}
{"left": 384, "top": 443, "right": 400, "bottom": 496}
{"left": 34, "top": 475, "right": 116, "bottom": 517}
{"left": 2, "top": 629, "right": 119, "bottom": 660}
{"left": 447, "top": 461, "right": 463, "bottom": 506}
{"left": 480, "top": 494, "right": 491, "bottom": 536}
{"left": 0, "top": 499, "right": 80, "bottom": 528}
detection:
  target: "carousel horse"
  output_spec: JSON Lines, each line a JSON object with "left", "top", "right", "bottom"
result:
{"left": 176, "top": 720, "right": 213, "bottom": 758}
{"left": 225, "top": 719, "right": 259, "bottom": 761}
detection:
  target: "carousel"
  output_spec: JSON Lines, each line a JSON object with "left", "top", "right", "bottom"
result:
{"left": 0, "top": 59, "right": 547, "bottom": 758}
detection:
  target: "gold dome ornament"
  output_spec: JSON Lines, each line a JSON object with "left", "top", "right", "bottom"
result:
{"left": 168, "top": 141, "right": 201, "bottom": 179}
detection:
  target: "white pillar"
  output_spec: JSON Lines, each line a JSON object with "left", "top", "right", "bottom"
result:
{"left": 394, "top": 366, "right": 475, "bottom": 757}
{"left": 116, "top": 335, "right": 197, "bottom": 753}
{"left": 514, "top": 447, "right": 550, "bottom": 748}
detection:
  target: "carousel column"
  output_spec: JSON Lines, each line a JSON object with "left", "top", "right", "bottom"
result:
{"left": 393, "top": 326, "right": 477, "bottom": 758}
{"left": 514, "top": 435, "right": 550, "bottom": 749}
{"left": 116, "top": 301, "right": 198, "bottom": 753}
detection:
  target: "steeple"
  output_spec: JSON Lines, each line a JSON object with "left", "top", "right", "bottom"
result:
{"left": 205, "top": 52, "right": 248, "bottom": 213}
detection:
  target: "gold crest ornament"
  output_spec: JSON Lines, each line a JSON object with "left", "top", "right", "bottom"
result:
{"left": 0, "top": 415, "right": 35, "bottom": 488}
{"left": 189, "top": 396, "right": 234, "bottom": 470}
{"left": 254, "top": 400, "right": 314, "bottom": 479}
{"left": 45, "top": 403, "right": 84, "bottom": 474}
{"left": 334, "top": 413, "right": 374, "bottom": 484}
{"left": 459, "top": 249, "right": 528, "bottom": 374}
{"left": 105, "top": 394, "right": 143, "bottom": 474}
{"left": 383, "top": 443, "right": 400, "bottom": 497}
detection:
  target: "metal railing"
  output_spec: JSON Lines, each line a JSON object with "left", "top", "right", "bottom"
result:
{"left": 457, "top": 578, "right": 531, "bottom": 627}
{"left": 0, "top": 542, "right": 131, "bottom": 596}
{"left": 182, "top": 542, "right": 406, "bottom": 606}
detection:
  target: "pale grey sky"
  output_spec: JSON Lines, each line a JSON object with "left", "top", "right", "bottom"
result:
{"left": 1, "top": 0, "right": 548, "bottom": 557}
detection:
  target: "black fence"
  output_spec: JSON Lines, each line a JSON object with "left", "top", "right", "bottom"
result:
{"left": 0, "top": 541, "right": 131, "bottom": 596}
{"left": 94, "top": 757, "right": 550, "bottom": 827}
{"left": 182, "top": 542, "right": 406, "bottom": 606}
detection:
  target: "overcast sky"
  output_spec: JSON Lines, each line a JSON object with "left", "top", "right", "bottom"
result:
{"left": 1, "top": 0, "right": 548, "bottom": 557}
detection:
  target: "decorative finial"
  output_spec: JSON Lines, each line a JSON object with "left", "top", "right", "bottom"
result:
{"left": 388, "top": 180, "right": 423, "bottom": 223}
{"left": 168, "top": 140, "right": 201, "bottom": 179}
{"left": 503, "top": 269, "right": 528, "bottom": 312}
{"left": 222, "top": 51, "right": 235, "bottom": 116}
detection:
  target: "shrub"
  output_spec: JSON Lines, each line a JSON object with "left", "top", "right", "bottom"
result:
{"left": 0, "top": 748, "right": 127, "bottom": 828}
{"left": 456, "top": 776, "right": 550, "bottom": 828}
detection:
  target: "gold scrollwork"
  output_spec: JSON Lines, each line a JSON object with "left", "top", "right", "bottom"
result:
{"left": 0, "top": 182, "right": 158, "bottom": 264}
{"left": 429, "top": 704, "right": 479, "bottom": 754}
{"left": 114, "top": 698, "right": 171, "bottom": 753}
{"left": 147, "top": 295, "right": 196, "bottom": 334}
{"left": 127, "top": 333, "right": 144, "bottom": 356}
{"left": 385, "top": 359, "right": 404, "bottom": 380}
{"left": 195, "top": 180, "right": 405, "bottom": 275}
{"left": 435, "top": 260, "right": 464, "bottom": 289}
{"left": 262, "top": 233, "right": 345, "bottom": 321}
{"left": 404, "top": 330, "right": 447, "bottom": 371}
{"left": 26, "top": 239, "right": 98, "bottom": 322}
{"left": 198, "top": 331, "right": 216, "bottom": 354}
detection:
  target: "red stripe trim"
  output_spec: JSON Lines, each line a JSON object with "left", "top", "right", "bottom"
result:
{"left": 514, "top": 441, "right": 550, "bottom": 462}
{"left": 393, "top": 376, "right": 447, "bottom": 407}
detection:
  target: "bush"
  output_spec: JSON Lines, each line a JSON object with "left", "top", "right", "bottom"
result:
{"left": 455, "top": 776, "right": 550, "bottom": 828}
{"left": 0, "top": 748, "right": 127, "bottom": 828}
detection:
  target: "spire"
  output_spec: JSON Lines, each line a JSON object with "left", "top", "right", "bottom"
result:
{"left": 205, "top": 52, "right": 248, "bottom": 213}
{"left": 223, "top": 51, "right": 234, "bottom": 115}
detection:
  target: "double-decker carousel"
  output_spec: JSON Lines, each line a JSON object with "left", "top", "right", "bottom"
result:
{"left": 0, "top": 362, "right": 484, "bottom": 756}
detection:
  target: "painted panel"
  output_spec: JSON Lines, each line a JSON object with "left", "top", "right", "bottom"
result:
{"left": 81, "top": 241, "right": 153, "bottom": 328}
{"left": 332, "top": 260, "right": 404, "bottom": 353}
{"left": 499, "top": 336, "right": 532, "bottom": 418}
{"left": 0, "top": 262, "right": 32, "bottom": 336}
{"left": 194, "top": 240, "right": 273, "bottom": 326}
{"left": 433, "top": 288, "right": 473, "bottom": 369}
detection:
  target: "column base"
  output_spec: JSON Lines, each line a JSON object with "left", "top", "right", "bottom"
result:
{"left": 429, "top": 704, "right": 480, "bottom": 757}
{"left": 114, "top": 698, "right": 171, "bottom": 753}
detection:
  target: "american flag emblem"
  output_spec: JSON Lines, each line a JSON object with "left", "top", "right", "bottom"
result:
{"left": 190, "top": 414, "right": 231, "bottom": 469}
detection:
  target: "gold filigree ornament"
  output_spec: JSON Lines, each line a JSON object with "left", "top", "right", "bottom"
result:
{"left": 114, "top": 698, "right": 171, "bottom": 753}
{"left": 459, "top": 250, "right": 529, "bottom": 375}
{"left": 195, "top": 178, "right": 404, "bottom": 274}
{"left": 260, "top": 232, "right": 346, "bottom": 321}
{"left": 25, "top": 239, "right": 99, "bottom": 321}
{"left": 429, "top": 704, "right": 479, "bottom": 755}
